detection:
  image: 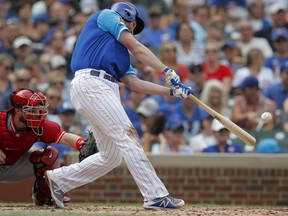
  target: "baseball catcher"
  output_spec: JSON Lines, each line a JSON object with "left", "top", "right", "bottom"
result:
{"left": 0, "top": 89, "right": 97, "bottom": 206}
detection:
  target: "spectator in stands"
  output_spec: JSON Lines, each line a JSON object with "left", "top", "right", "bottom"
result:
{"left": 221, "top": 40, "right": 244, "bottom": 74}
{"left": 255, "top": 3, "right": 288, "bottom": 50}
{"left": 30, "top": 13, "right": 51, "bottom": 53}
{"left": 202, "top": 41, "right": 233, "bottom": 96}
{"left": 200, "top": 79, "right": 231, "bottom": 117}
{"left": 23, "top": 54, "right": 45, "bottom": 88}
{"left": 0, "top": 18, "right": 5, "bottom": 41}
{"left": 43, "top": 1, "right": 70, "bottom": 45}
{"left": 0, "top": 18, "right": 21, "bottom": 58}
{"left": 189, "top": 5, "right": 209, "bottom": 43}
{"left": 247, "top": 0, "right": 271, "bottom": 32}
{"left": 168, "top": 0, "right": 191, "bottom": 32}
{"left": 44, "top": 86, "right": 63, "bottom": 125}
{"left": 16, "top": 1, "right": 34, "bottom": 39}
{"left": 46, "top": 70, "right": 70, "bottom": 102}
{"left": 189, "top": 114, "right": 216, "bottom": 153}
{"left": 202, "top": 119, "right": 243, "bottom": 153}
{"left": 280, "top": 98, "right": 288, "bottom": 132}
{"left": 0, "top": 54, "right": 14, "bottom": 98}
{"left": 49, "top": 54, "right": 72, "bottom": 80}
{"left": 186, "top": 63, "right": 205, "bottom": 97}
{"left": 12, "top": 35, "right": 34, "bottom": 70}
{"left": 205, "top": 16, "right": 225, "bottom": 45}
{"left": 0, "top": 0, "right": 16, "bottom": 20}
{"left": 133, "top": 57, "right": 161, "bottom": 84}
{"left": 257, "top": 138, "right": 281, "bottom": 154}
{"left": 151, "top": 84, "right": 182, "bottom": 117}
{"left": 58, "top": 101, "right": 83, "bottom": 136}
{"left": 172, "top": 96, "right": 203, "bottom": 144}
{"left": 79, "top": 0, "right": 99, "bottom": 16}
{"left": 152, "top": 114, "right": 189, "bottom": 154}
{"left": 137, "top": 98, "right": 165, "bottom": 152}
{"left": 232, "top": 48, "right": 276, "bottom": 92}
{"left": 225, "top": 6, "right": 249, "bottom": 40}
{"left": 237, "top": 19, "right": 273, "bottom": 58}
{"left": 209, "top": 0, "right": 247, "bottom": 8}
{"left": 31, "top": 0, "right": 56, "bottom": 16}
{"left": 65, "top": 11, "right": 90, "bottom": 55}
{"left": 231, "top": 76, "right": 277, "bottom": 131}
{"left": 0, "top": 67, "right": 33, "bottom": 110}
{"left": 45, "top": 29, "right": 68, "bottom": 57}
{"left": 175, "top": 21, "right": 205, "bottom": 66}
{"left": 138, "top": 4, "right": 176, "bottom": 54}
{"left": 157, "top": 41, "right": 188, "bottom": 82}
{"left": 60, "top": 0, "right": 77, "bottom": 20}
{"left": 263, "top": 65, "right": 288, "bottom": 110}
{"left": 232, "top": 49, "right": 276, "bottom": 90}
{"left": 265, "top": 28, "right": 288, "bottom": 82}
{"left": 124, "top": 89, "right": 146, "bottom": 138}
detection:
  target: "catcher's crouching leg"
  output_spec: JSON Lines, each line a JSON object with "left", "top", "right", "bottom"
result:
{"left": 30, "top": 146, "right": 60, "bottom": 206}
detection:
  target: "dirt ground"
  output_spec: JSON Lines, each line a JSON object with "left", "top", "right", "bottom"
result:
{"left": 1, "top": 205, "right": 288, "bottom": 216}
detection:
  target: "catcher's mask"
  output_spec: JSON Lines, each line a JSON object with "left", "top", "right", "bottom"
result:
{"left": 10, "top": 89, "right": 48, "bottom": 135}
{"left": 111, "top": 2, "right": 144, "bottom": 35}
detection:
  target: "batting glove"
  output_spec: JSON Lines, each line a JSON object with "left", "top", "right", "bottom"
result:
{"left": 163, "top": 67, "right": 180, "bottom": 87}
{"left": 169, "top": 81, "right": 192, "bottom": 98}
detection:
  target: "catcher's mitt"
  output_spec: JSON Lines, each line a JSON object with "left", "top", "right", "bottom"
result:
{"left": 79, "top": 130, "right": 99, "bottom": 162}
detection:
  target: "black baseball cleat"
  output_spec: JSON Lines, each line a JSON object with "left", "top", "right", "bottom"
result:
{"left": 45, "top": 171, "right": 65, "bottom": 208}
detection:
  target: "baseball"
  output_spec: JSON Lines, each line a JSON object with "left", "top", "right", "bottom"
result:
{"left": 261, "top": 112, "right": 272, "bottom": 122}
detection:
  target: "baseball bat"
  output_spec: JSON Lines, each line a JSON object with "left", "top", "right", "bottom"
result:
{"left": 188, "top": 94, "right": 256, "bottom": 146}
{"left": 255, "top": 119, "right": 264, "bottom": 132}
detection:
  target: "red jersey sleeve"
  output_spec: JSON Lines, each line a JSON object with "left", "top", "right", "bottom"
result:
{"left": 40, "top": 121, "right": 66, "bottom": 143}
{"left": 221, "top": 65, "right": 233, "bottom": 79}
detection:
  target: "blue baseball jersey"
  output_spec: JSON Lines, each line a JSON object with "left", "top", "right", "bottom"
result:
{"left": 202, "top": 144, "right": 243, "bottom": 153}
{"left": 71, "top": 9, "right": 137, "bottom": 80}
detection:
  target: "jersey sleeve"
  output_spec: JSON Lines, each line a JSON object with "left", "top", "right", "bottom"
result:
{"left": 40, "top": 121, "right": 66, "bottom": 144}
{"left": 98, "top": 9, "right": 130, "bottom": 41}
{"left": 126, "top": 65, "right": 137, "bottom": 75}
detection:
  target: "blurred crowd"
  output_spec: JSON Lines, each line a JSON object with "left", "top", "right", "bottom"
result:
{"left": 0, "top": 0, "right": 288, "bottom": 156}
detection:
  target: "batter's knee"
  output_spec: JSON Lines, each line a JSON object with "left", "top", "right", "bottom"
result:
{"left": 101, "top": 150, "right": 123, "bottom": 168}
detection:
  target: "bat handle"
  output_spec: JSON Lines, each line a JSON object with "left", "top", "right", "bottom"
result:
{"left": 255, "top": 119, "right": 263, "bottom": 131}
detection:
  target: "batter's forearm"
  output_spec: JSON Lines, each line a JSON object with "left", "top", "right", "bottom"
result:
{"left": 58, "top": 133, "right": 84, "bottom": 150}
{"left": 129, "top": 79, "right": 170, "bottom": 95}
{"left": 132, "top": 44, "right": 166, "bottom": 72}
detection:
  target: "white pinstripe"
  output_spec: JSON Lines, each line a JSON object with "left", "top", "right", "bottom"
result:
{"left": 52, "top": 69, "right": 168, "bottom": 201}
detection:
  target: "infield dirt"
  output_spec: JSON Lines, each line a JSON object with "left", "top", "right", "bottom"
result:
{"left": 1, "top": 204, "right": 288, "bottom": 216}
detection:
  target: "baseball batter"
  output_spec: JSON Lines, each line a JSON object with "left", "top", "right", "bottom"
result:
{"left": 45, "top": 2, "right": 191, "bottom": 209}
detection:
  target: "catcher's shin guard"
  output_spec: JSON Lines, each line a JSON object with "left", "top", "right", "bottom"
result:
{"left": 30, "top": 146, "right": 59, "bottom": 205}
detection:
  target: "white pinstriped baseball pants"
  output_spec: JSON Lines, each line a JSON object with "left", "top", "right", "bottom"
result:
{"left": 51, "top": 69, "right": 169, "bottom": 201}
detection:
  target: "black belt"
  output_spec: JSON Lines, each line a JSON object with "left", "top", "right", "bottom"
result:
{"left": 90, "top": 70, "right": 117, "bottom": 83}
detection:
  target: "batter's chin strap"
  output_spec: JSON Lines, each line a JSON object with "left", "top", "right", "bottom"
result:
{"left": 29, "top": 146, "right": 59, "bottom": 206}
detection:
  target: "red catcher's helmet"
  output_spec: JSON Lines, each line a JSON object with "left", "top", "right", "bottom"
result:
{"left": 10, "top": 89, "right": 48, "bottom": 135}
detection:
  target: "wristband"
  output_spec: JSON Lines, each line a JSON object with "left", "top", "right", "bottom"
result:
{"left": 76, "top": 137, "right": 85, "bottom": 151}
{"left": 162, "top": 67, "right": 170, "bottom": 74}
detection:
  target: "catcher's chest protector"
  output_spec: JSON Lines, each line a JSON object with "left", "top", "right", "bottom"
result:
{"left": 0, "top": 111, "right": 38, "bottom": 165}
